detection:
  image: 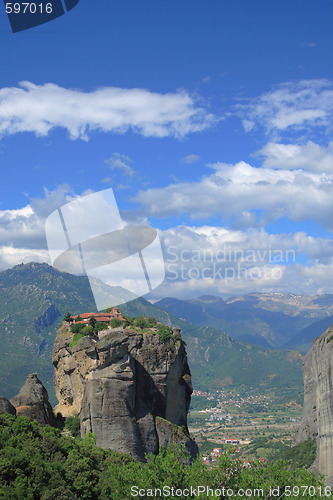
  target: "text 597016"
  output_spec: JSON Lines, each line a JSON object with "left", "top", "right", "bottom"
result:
{"left": 5, "top": 3, "right": 53, "bottom": 14}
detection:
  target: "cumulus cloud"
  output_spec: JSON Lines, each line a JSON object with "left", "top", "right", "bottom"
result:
{"left": 181, "top": 154, "right": 201, "bottom": 164}
{"left": 0, "top": 205, "right": 48, "bottom": 270}
{"left": 105, "top": 153, "right": 135, "bottom": 176}
{"left": 257, "top": 141, "right": 333, "bottom": 173}
{"left": 0, "top": 246, "right": 50, "bottom": 271}
{"left": 239, "top": 79, "right": 333, "bottom": 136}
{"left": 133, "top": 161, "right": 333, "bottom": 230}
{"left": 148, "top": 225, "right": 333, "bottom": 299}
{"left": 0, "top": 81, "right": 215, "bottom": 140}
{"left": 0, "top": 205, "right": 44, "bottom": 249}
{"left": 0, "top": 185, "right": 77, "bottom": 268}
{"left": 1, "top": 189, "right": 333, "bottom": 299}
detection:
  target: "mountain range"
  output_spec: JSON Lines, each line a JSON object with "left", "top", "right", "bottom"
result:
{"left": 1, "top": 262, "right": 326, "bottom": 404}
{"left": 156, "top": 294, "right": 333, "bottom": 352}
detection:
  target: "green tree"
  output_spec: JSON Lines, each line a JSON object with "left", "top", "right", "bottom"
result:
{"left": 147, "top": 317, "right": 157, "bottom": 327}
{"left": 94, "top": 322, "right": 108, "bottom": 332}
{"left": 0, "top": 414, "right": 325, "bottom": 500}
{"left": 63, "top": 312, "right": 73, "bottom": 323}
{"left": 65, "top": 415, "right": 80, "bottom": 437}
{"left": 121, "top": 315, "right": 133, "bottom": 327}
{"left": 157, "top": 323, "right": 172, "bottom": 342}
{"left": 88, "top": 316, "right": 97, "bottom": 328}
{"left": 110, "top": 318, "right": 121, "bottom": 328}
{"left": 81, "top": 325, "right": 94, "bottom": 335}
{"left": 71, "top": 323, "right": 85, "bottom": 334}
{"left": 134, "top": 316, "right": 148, "bottom": 329}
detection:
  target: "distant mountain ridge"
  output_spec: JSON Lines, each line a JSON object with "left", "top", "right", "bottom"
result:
{"left": 0, "top": 263, "right": 304, "bottom": 403}
{"left": 156, "top": 293, "right": 333, "bottom": 352}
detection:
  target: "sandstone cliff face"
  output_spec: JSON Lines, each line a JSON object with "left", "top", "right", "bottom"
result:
{"left": 52, "top": 324, "right": 197, "bottom": 461}
{"left": 295, "top": 324, "right": 333, "bottom": 485}
{"left": 10, "top": 373, "right": 56, "bottom": 426}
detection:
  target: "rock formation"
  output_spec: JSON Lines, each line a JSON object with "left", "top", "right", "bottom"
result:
{"left": 10, "top": 373, "right": 56, "bottom": 426}
{"left": 52, "top": 324, "right": 198, "bottom": 461}
{"left": 0, "top": 395, "right": 16, "bottom": 416}
{"left": 295, "top": 324, "right": 333, "bottom": 485}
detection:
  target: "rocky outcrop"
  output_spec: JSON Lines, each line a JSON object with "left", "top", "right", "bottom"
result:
{"left": 52, "top": 324, "right": 197, "bottom": 461}
{"left": 295, "top": 324, "right": 333, "bottom": 485}
{"left": 10, "top": 373, "right": 56, "bottom": 426}
{"left": 0, "top": 395, "right": 16, "bottom": 416}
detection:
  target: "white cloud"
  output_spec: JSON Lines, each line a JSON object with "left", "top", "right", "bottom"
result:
{"left": 1, "top": 188, "right": 333, "bottom": 299}
{"left": 0, "top": 246, "right": 50, "bottom": 271}
{"left": 0, "top": 82, "right": 215, "bottom": 140}
{"left": 105, "top": 153, "right": 135, "bottom": 176}
{"left": 133, "top": 161, "right": 333, "bottom": 230}
{"left": 181, "top": 154, "right": 201, "bottom": 164}
{"left": 0, "top": 185, "right": 75, "bottom": 254}
{"left": 148, "top": 226, "right": 333, "bottom": 300}
{"left": 239, "top": 79, "right": 333, "bottom": 136}
{"left": 0, "top": 204, "right": 44, "bottom": 249}
{"left": 257, "top": 141, "right": 333, "bottom": 173}
{"left": 0, "top": 202, "right": 50, "bottom": 270}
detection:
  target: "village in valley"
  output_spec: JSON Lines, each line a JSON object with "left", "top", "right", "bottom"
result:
{"left": 188, "top": 389, "right": 303, "bottom": 466}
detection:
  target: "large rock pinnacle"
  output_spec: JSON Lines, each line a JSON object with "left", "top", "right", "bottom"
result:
{"left": 52, "top": 324, "right": 198, "bottom": 460}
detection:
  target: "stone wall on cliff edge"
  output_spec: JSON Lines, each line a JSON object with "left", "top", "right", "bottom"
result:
{"left": 295, "top": 324, "right": 333, "bottom": 486}
{"left": 52, "top": 323, "right": 198, "bottom": 461}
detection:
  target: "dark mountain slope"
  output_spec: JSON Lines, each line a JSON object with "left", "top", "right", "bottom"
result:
{"left": 283, "top": 315, "right": 333, "bottom": 353}
{"left": 0, "top": 262, "right": 96, "bottom": 400}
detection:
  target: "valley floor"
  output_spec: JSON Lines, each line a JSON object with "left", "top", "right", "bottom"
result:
{"left": 188, "top": 389, "right": 303, "bottom": 465}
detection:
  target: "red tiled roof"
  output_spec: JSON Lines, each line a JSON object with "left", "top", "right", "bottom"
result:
{"left": 72, "top": 308, "right": 126, "bottom": 323}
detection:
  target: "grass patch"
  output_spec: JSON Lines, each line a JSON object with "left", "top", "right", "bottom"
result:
{"left": 70, "top": 333, "right": 85, "bottom": 347}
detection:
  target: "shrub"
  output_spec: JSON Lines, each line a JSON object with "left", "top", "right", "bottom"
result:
{"left": 276, "top": 438, "right": 317, "bottom": 469}
{"left": 121, "top": 315, "right": 133, "bottom": 327}
{"left": 95, "top": 321, "right": 108, "bottom": 332}
{"left": 110, "top": 318, "right": 121, "bottom": 328}
{"left": 134, "top": 317, "right": 149, "bottom": 329}
{"left": 147, "top": 317, "right": 157, "bottom": 327}
{"left": 81, "top": 325, "right": 93, "bottom": 335}
{"left": 65, "top": 415, "right": 80, "bottom": 437}
{"left": 0, "top": 415, "right": 324, "bottom": 500}
{"left": 157, "top": 327, "right": 173, "bottom": 342}
{"left": 71, "top": 323, "right": 85, "bottom": 334}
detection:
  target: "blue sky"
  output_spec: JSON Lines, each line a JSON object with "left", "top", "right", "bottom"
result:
{"left": 0, "top": 0, "right": 333, "bottom": 300}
